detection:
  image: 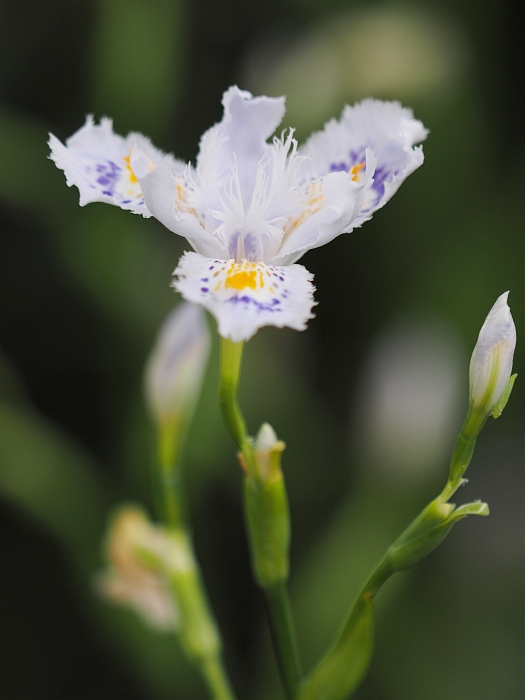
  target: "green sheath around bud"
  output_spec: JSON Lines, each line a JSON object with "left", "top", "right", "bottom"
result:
{"left": 244, "top": 473, "right": 290, "bottom": 588}
{"left": 387, "top": 497, "right": 455, "bottom": 571}
{"left": 387, "top": 495, "right": 489, "bottom": 572}
{"left": 491, "top": 373, "right": 517, "bottom": 419}
{"left": 244, "top": 424, "right": 290, "bottom": 588}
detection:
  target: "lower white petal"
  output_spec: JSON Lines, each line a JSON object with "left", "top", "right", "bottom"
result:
{"left": 173, "top": 252, "right": 316, "bottom": 342}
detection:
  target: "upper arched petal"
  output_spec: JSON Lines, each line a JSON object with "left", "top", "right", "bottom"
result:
{"left": 195, "top": 87, "right": 287, "bottom": 211}
{"left": 48, "top": 116, "right": 184, "bottom": 216}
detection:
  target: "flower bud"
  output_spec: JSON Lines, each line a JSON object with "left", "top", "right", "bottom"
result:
{"left": 245, "top": 423, "right": 290, "bottom": 588}
{"left": 145, "top": 302, "right": 210, "bottom": 427}
{"left": 253, "top": 422, "right": 286, "bottom": 481}
{"left": 96, "top": 507, "right": 178, "bottom": 631}
{"left": 98, "top": 507, "right": 221, "bottom": 657}
{"left": 469, "top": 292, "right": 516, "bottom": 415}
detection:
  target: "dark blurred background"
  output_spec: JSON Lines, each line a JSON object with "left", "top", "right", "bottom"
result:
{"left": 1, "top": 0, "right": 525, "bottom": 697}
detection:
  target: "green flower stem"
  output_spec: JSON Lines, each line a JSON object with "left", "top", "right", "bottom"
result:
{"left": 299, "top": 395, "right": 497, "bottom": 700}
{"left": 443, "top": 354, "right": 517, "bottom": 499}
{"left": 168, "top": 538, "right": 236, "bottom": 700}
{"left": 442, "top": 402, "right": 487, "bottom": 500}
{"left": 219, "top": 338, "right": 256, "bottom": 473}
{"left": 219, "top": 337, "right": 301, "bottom": 699}
{"left": 265, "top": 581, "right": 303, "bottom": 699}
{"left": 158, "top": 419, "right": 185, "bottom": 528}
{"left": 156, "top": 423, "right": 236, "bottom": 700}
{"left": 200, "top": 656, "right": 237, "bottom": 700}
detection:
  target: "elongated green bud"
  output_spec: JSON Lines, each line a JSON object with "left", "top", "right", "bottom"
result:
{"left": 145, "top": 303, "right": 211, "bottom": 526}
{"left": 244, "top": 424, "right": 290, "bottom": 588}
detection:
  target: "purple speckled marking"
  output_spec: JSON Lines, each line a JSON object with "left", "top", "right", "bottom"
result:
{"left": 371, "top": 166, "right": 388, "bottom": 192}
{"left": 201, "top": 277, "right": 209, "bottom": 282}
{"left": 329, "top": 148, "right": 367, "bottom": 176}
{"left": 364, "top": 165, "right": 397, "bottom": 212}
{"left": 201, "top": 287, "right": 209, "bottom": 293}
{"left": 90, "top": 159, "right": 121, "bottom": 197}
{"left": 351, "top": 148, "right": 368, "bottom": 164}
{"left": 327, "top": 146, "right": 399, "bottom": 213}
{"left": 227, "top": 295, "right": 282, "bottom": 313}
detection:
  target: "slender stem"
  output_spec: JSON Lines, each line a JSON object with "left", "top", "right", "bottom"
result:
{"left": 360, "top": 556, "right": 394, "bottom": 600}
{"left": 219, "top": 338, "right": 246, "bottom": 445}
{"left": 200, "top": 656, "right": 237, "bottom": 700}
{"left": 265, "top": 581, "right": 302, "bottom": 699}
{"left": 158, "top": 420, "right": 185, "bottom": 528}
{"left": 169, "top": 554, "right": 237, "bottom": 700}
{"left": 442, "top": 404, "right": 486, "bottom": 500}
{"left": 156, "top": 419, "right": 236, "bottom": 700}
{"left": 159, "top": 469, "right": 184, "bottom": 528}
{"left": 219, "top": 336, "right": 301, "bottom": 697}
{"left": 219, "top": 338, "right": 256, "bottom": 472}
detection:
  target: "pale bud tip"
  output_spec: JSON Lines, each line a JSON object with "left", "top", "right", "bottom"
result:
{"left": 255, "top": 422, "right": 278, "bottom": 451}
{"left": 145, "top": 302, "right": 210, "bottom": 424}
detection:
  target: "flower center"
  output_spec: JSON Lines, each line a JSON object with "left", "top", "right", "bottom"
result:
{"left": 228, "top": 231, "right": 263, "bottom": 262}
{"left": 206, "top": 259, "right": 275, "bottom": 294}
{"left": 225, "top": 268, "right": 258, "bottom": 290}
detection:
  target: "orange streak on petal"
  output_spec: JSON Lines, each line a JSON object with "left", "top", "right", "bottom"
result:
{"left": 350, "top": 161, "right": 365, "bottom": 182}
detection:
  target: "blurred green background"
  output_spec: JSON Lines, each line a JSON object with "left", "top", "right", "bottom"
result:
{"left": 1, "top": 0, "right": 525, "bottom": 697}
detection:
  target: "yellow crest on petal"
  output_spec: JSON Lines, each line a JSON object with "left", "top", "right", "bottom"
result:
{"left": 210, "top": 260, "right": 274, "bottom": 293}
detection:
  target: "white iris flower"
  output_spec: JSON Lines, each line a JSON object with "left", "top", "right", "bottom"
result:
{"left": 49, "top": 86, "right": 427, "bottom": 341}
